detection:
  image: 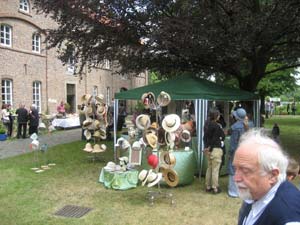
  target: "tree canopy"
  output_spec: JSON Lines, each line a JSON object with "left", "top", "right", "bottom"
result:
{"left": 34, "top": 0, "right": 300, "bottom": 92}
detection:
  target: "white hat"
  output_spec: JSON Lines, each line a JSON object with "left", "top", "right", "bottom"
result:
{"left": 115, "top": 137, "right": 130, "bottom": 150}
{"left": 95, "top": 94, "right": 105, "bottom": 103}
{"left": 104, "top": 161, "right": 116, "bottom": 171}
{"left": 82, "top": 118, "right": 93, "bottom": 128}
{"left": 145, "top": 133, "right": 158, "bottom": 149}
{"left": 147, "top": 171, "right": 163, "bottom": 187}
{"left": 157, "top": 91, "right": 171, "bottom": 107}
{"left": 132, "top": 141, "right": 141, "bottom": 150}
{"left": 162, "top": 114, "right": 181, "bottom": 132}
{"left": 135, "top": 114, "right": 151, "bottom": 130}
{"left": 138, "top": 169, "right": 152, "bottom": 186}
{"left": 92, "top": 144, "right": 103, "bottom": 153}
{"left": 141, "top": 92, "right": 155, "bottom": 109}
{"left": 84, "top": 130, "right": 92, "bottom": 140}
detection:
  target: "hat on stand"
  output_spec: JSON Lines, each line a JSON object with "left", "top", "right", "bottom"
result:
{"left": 83, "top": 143, "right": 93, "bottom": 152}
{"left": 84, "top": 130, "right": 92, "bottom": 140}
{"left": 180, "top": 129, "right": 191, "bottom": 143}
{"left": 92, "top": 144, "right": 104, "bottom": 153}
{"left": 145, "top": 132, "right": 158, "bottom": 149}
{"left": 104, "top": 161, "right": 116, "bottom": 171}
{"left": 95, "top": 94, "right": 105, "bottom": 104}
{"left": 162, "top": 114, "right": 181, "bottom": 132}
{"left": 141, "top": 92, "right": 155, "bottom": 109}
{"left": 82, "top": 118, "right": 93, "bottom": 128}
{"left": 162, "top": 168, "right": 179, "bottom": 187}
{"left": 160, "top": 151, "right": 176, "bottom": 168}
{"left": 135, "top": 114, "right": 151, "bottom": 130}
{"left": 157, "top": 91, "right": 171, "bottom": 107}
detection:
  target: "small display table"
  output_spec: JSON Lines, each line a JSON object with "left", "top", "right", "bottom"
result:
{"left": 99, "top": 168, "right": 139, "bottom": 190}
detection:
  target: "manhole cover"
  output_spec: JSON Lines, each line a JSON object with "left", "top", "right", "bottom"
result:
{"left": 54, "top": 205, "right": 93, "bottom": 218}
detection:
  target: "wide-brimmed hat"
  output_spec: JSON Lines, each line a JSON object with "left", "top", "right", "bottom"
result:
{"left": 165, "top": 131, "right": 176, "bottom": 146}
{"left": 141, "top": 92, "right": 155, "bottom": 109}
{"left": 132, "top": 141, "right": 141, "bottom": 151}
{"left": 119, "top": 156, "right": 129, "bottom": 166}
{"left": 95, "top": 94, "right": 105, "bottom": 104}
{"left": 115, "top": 137, "right": 131, "bottom": 150}
{"left": 232, "top": 108, "right": 246, "bottom": 121}
{"left": 180, "top": 129, "right": 191, "bottom": 143}
{"left": 147, "top": 171, "right": 163, "bottom": 187}
{"left": 104, "top": 161, "right": 116, "bottom": 171}
{"left": 82, "top": 118, "right": 93, "bottom": 129}
{"left": 81, "top": 94, "right": 92, "bottom": 103}
{"left": 135, "top": 114, "right": 151, "bottom": 130}
{"left": 97, "top": 105, "right": 106, "bottom": 116}
{"left": 138, "top": 169, "right": 152, "bottom": 186}
{"left": 84, "top": 130, "right": 92, "bottom": 140}
{"left": 160, "top": 151, "right": 176, "bottom": 168}
{"left": 157, "top": 91, "right": 171, "bottom": 107}
{"left": 162, "top": 168, "right": 179, "bottom": 187}
{"left": 83, "top": 143, "right": 93, "bottom": 152}
{"left": 162, "top": 114, "right": 181, "bottom": 132}
{"left": 145, "top": 133, "right": 158, "bottom": 149}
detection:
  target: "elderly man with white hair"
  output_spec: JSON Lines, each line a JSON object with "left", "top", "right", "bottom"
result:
{"left": 235, "top": 129, "right": 300, "bottom": 225}
{"left": 28, "top": 104, "right": 39, "bottom": 135}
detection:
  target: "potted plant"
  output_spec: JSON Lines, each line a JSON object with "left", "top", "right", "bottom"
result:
{"left": 0, "top": 125, "right": 7, "bottom": 141}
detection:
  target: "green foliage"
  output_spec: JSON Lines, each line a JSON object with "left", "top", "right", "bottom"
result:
{"left": 33, "top": 0, "right": 300, "bottom": 93}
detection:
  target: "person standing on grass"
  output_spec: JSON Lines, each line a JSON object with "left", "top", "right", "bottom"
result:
{"left": 28, "top": 104, "right": 39, "bottom": 135}
{"left": 16, "top": 103, "right": 28, "bottom": 139}
{"left": 228, "top": 107, "right": 247, "bottom": 198}
{"left": 235, "top": 129, "right": 300, "bottom": 225}
{"left": 291, "top": 102, "right": 296, "bottom": 116}
{"left": 203, "top": 109, "right": 225, "bottom": 194}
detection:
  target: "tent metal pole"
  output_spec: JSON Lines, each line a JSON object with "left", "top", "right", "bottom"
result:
{"left": 113, "top": 99, "right": 119, "bottom": 162}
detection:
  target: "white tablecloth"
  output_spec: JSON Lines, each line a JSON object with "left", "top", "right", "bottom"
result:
{"left": 52, "top": 116, "right": 80, "bottom": 128}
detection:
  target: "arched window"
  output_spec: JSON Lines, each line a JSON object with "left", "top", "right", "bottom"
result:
{"left": 0, "top": 24, "right": 12, "bottom": 47}
{"left": 32, "top": 33, "right": 41, "bottom": 53}
{"left": 19, "top": 0, "right": 30, "bottom": 13}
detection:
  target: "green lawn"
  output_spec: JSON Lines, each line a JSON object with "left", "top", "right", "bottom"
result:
{"left": 0, "top": 116, "right": 299, "bottom": 225}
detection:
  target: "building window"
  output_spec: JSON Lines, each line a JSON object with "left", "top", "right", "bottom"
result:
{"left": 0, "top": 24, "right": 12, "bottom": 47}
{"left": 19, "top": 0, "right": 30, "bottom": 13}
{"left": 33, "top": 81, "right": 41, "bottom": 112}
{"left": 106, "top": 87, "right": 110, "bottom": 106}
{"left": 1, "top": 79, "right": 13, "bottom": 106}
{"left": 32, "top": 33, "right": 40, "bottom": 53}
{"left": 103, "top": 59, "right": 110, "bottom": 70}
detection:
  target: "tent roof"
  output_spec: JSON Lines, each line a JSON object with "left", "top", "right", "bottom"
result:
{"left": 115, "top": 75, "right": 258, "bottom": 101}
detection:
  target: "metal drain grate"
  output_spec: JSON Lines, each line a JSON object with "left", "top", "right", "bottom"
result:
{"left": 54, "top": 205, "right": 93, "bottom": 218}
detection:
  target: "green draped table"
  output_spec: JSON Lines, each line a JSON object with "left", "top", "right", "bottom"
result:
{"left": 99, "top": 168, "right": 139, "bottom": 190}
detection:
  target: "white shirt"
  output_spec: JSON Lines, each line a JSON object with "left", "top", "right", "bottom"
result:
{"left": 243, "top": 182, "right": 300, "bottom": 225}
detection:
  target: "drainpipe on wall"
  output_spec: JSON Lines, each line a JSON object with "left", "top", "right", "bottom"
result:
{"left": 45, "top": 43, "right": 49, "bottom": 114}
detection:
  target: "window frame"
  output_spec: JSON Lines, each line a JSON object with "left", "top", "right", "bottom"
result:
{"left": 32, "top": 81, "right": 41, "bottom": 113}
{"left": 19, "top": 0, "right": 30, "bottom": 13}
{"left": 0, "top": 24, "right": 12, "bottom": 47}
{"left": 1, "top": 79, "right": 13, "bottom": 106}
{"left": 32, "top": 33, "right": 41, "bottom": 53}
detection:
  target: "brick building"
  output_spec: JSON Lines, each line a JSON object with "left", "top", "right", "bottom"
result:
{"left": 0, "top": 0, "right": 148, "bottom": 114}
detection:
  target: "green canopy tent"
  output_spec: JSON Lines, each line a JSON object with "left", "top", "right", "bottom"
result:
{"left": 113, "top": 75, "right": 259, "bottom": 176}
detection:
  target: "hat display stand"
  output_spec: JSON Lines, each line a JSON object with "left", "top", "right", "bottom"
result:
{"left": 139, "top": 91, "right": 175, "bottom": 206}
{"left": 82, "top": 90, "right": 107, "bottom": 163}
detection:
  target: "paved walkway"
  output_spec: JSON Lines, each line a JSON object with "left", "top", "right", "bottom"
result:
{"left": 0, "top": 128, "right": 82, "bottom": 159}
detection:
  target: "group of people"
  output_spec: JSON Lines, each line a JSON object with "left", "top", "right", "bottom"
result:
{"left": 203, "top": 106, "right": 300, "bottom": 224}
{"left": 1, "top": 103, "right": 39, "bottom": 138}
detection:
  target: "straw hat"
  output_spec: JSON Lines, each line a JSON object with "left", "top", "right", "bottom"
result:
{"left": 141, "top": 92, "right": 155, "bottom": 109}
{"left": 162, "top": 168, "right": 179, "bottom": 187}
{"left": 145, "top": 133, "right": 158, "bottom": 149}
{"left": 84, "top": 130, "right": 92, "bottom": 140}
{"left": 100, "top": 144, "right": 107, "bottom": 151}
{"left": 84, "top": 105, "right": 93, "bottom": 116}
{"left": 157, "top": 91, "right": 171, "bottom": 107}
{"left": 81, "top": 94, "right": 92, "bottom": 103}
{"left": 97, "top": 105, "right": 106, "bottom": 116}
{"left": 92, "top": 144, "right": 103, "bottom": 153}
{"left": 83, "top": 143, "right": 93, "bottom": 152}
{"left": 138, "top": 169, "right": 152, "bottom": 186}
{"left": 82, "top": 118, "right": 93, "bottom": 129}
{"left": 162, "top": 114, "right": 181, "bottom": 132}
{"left": 147, "top": 171, "right": 163, "bottom": 187}
{"left": 180, "top": 129, "right": 191, "bottom": 143}
{"left": 99, "top": 127, "right": 107, "bottom": 140}
{"left": 95, "top": 94, "right": 105, "bottom": 103}
{"left": 160, "top": 151, "right": 176, "bottom": 168}
{"left": 135, "top": 114, "right": 151, "bottom": 130}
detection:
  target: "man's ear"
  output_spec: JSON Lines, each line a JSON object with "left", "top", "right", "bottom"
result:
{"left": 269, "top": 169, "right": 280, "bottom": 184}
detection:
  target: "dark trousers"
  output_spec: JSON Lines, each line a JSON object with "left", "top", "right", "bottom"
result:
{"left": 17, "top": 123, "right": 27, "bottom": 138}
{"left": 29, "top": 126, "right": 38, "bottom": 135}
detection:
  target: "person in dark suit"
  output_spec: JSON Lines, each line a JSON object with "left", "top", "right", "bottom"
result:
{"left": 28, "top": 104, "right": 39, "bottom": 135}
{"left": 16, "top": 103, "right": 28, "bottom": 138}
{"left": 235, "top": 129, "right": 300, "bottom": 225}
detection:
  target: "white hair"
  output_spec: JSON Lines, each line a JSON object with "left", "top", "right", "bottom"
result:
{"left": 239, "top": 128, "right": 288, "bottom": 182}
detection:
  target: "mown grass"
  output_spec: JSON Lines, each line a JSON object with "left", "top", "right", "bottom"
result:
{"left": 0, "top": 116, "right": 299, "bottom": 225}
